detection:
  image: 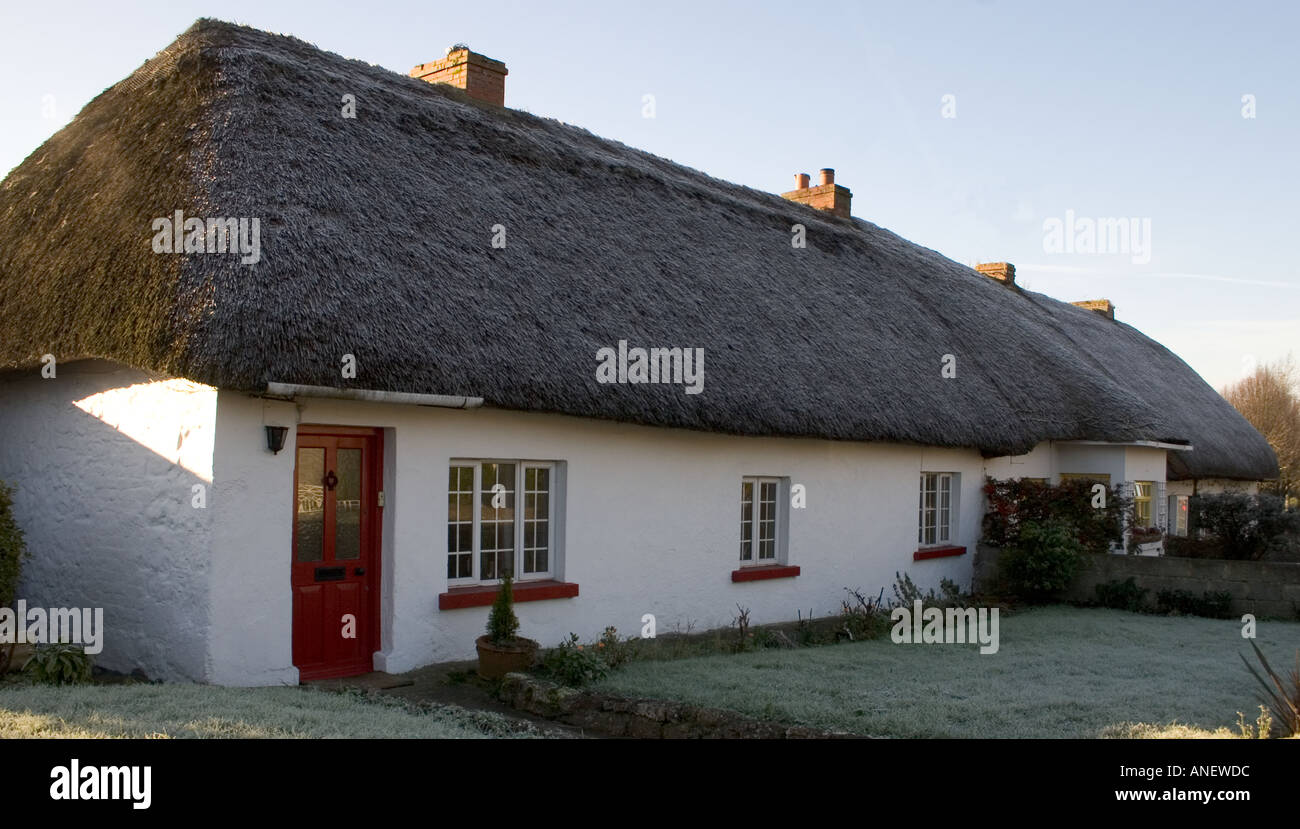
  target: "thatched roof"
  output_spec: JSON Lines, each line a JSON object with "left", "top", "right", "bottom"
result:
{"left": 0, "top": 20, "right": 1276, "bottom": 481}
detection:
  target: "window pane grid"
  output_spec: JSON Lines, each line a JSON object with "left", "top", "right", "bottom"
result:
{"left": 758, "top": 481, "right": 777, "bottom": 560}
{"left": 447, "top": 465, "right": 474, "bottom": 579}
{"left": 522, "top": 465, "right": 550, "bottom": 574}
{"left": 918, "top": 472, "right": 953, "bottom": 547}
{"left": 1133, "top": 480, "right": 1152, "bottom": 527}
{"left": 448, "top": 461, "right": 554, "bottom": 585}
{"left": 740, "top": 481, "right": 754, "bottom": 561}
{"left": 740, "top": 477, "right": 780, "bottom": 564}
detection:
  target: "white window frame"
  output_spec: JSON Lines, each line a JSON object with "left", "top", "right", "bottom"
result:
{"left": 740, "top": 476, "right": 786, "bottom": 566}
{"left": 447, "top": 459, "right": 555, "bottom": 586}
{"left": 1169, "top": 494, "right": 1189, "bottom": 537}
{"left": 918, "top": 472, "right": 955, "bottom": 547}
{"left": 1132, "top": 480, "right": 1154, "bottom": 528}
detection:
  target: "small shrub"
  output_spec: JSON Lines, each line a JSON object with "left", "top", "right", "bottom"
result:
{"left": 839, "top": 587, "right": 889, "bottom": 641}
{"left": 0, "top": 480, "right": 28, "bottom": 609}
{"left": 596, "top": 626, "right": 636, "bottom": 668}
{"left": 23, "top": 643, "right": 93, "bottom": 685}
{"left": 1236, "top": 706, "right": 1274, "bottom": 739}
{"left": 1163, "top": 536, "right": 1226, "bottom": 559}
{"left": 1191, "top": 493, "right": 1300, "bottom": 561}
{"left": 1155, "top": 589, "right": 1233, "bottom": 619}
{"left": 1240, "top": 642, "right": 1300, "bottom": 738}
{"left": 794, "top": 609, "right": 821, "bottom": 646}
{"left": 890, "top": 572, "right": 966, "bottom": 610}
{"left": 1094, "top": 577, "right": 1149, "bottom": 612}
{"left": 1000, "top": 519, "right": 1085, "bottom": 601}
{"left": 539, "top": 633, "right": 610, "bottom": 686}
{"left": 486, "top": 575, "right": 520, "bottom": 644}
{"left": 732, "top": 604, "right": 752, "bottom": 652}
{"left": 1126, "top": 526, "right": 1163, "bottom": 553}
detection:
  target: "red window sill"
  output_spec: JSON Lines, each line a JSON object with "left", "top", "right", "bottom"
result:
{"left": 913, "top": 545, "right": 966, "bottom": 561}
{"left": 438, "top": 580, "right": 579, "bottom": 610}
{"left": 731, "top": 564, "right": 801, "bottom": 583}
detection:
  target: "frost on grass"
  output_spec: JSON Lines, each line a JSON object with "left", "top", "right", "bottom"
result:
{"left": 0, "top": 684, "right": 541, "bottom": 739}
{"left": 593, "top": 606, "right": 1300, "bottom": 739}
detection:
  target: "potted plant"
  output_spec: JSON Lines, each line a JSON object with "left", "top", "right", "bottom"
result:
{"left": 1128, "top": 526, "right": 1164, "bottom": 555}
{"left": 475, "top": 575, "right": 539, "bottom": 679}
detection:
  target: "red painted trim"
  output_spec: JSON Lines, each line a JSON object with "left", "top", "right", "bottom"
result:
{"left": 439, "top": 580, "right": 579, "bottom": 610}
{"left": 731, "top": 564, "right": 801, "bottom": 583}
{"left": 913, "top": 545, "right": 967, "bottom": 561}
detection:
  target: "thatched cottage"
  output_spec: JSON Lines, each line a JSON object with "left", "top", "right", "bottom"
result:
{"left": 0, "top": 20, "right": 1276, "bottom": 683}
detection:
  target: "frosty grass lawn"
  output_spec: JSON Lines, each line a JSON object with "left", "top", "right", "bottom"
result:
{"left": 594, "top": 606, "right": 1300, "bottom": 738}
{"left": 0, "top": 684, "right": 537, "bottom": 738}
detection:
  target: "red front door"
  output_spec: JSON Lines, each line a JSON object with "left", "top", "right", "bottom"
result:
{"left": 291, "top": 427, "right": 382, "bottom": 681}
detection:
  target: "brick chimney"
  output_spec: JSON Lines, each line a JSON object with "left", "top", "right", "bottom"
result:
{"left": 1072, "top": 299, "right": 1116, "bottom": 320}
{"left": 974, "top": 262, "right": 1016, "bottom": 286}
{"left": 782, "top": 168, "right": 852, "bottom": 218}
{"left": 409, "top": 45, "right": 508, "bottom": 106}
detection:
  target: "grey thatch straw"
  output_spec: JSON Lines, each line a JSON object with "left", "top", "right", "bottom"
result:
{"left": 0, "top": 19, "right": 1277, "bottom": 481}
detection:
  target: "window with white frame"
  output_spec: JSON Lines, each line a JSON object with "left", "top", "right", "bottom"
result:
{"left": 1169, "top": 494, "right": 1189, "bottom": 536}
{"left": 1132, "top": 480, "right": 1154, "bottom": 528}
{"left": 447, "top": 461, "right": 554, "bottom": 584}
{"left": 740, "top": 477, "right": 783, "bottom": 565}
{"left": 918, "top": 472, "right": 955, "bottom": 547}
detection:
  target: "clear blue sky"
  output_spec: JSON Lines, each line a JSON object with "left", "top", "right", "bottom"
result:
{"left": 3, "top": 0, "right": 1296, "bottom": 390}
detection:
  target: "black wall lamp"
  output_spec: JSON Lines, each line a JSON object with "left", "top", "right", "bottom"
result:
{"left": 265, "top": 425, "right": 289, "bottom": 454}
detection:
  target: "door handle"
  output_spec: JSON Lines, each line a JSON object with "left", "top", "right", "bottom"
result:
{"left": 354, "top": 567, "right": 366, "bottom": 576}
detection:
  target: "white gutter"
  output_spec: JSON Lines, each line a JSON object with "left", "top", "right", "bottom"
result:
{"left": 1058, "top": 439, "right": 1193, "bottom": 452}
{"left": 264, "top": 382, "right": 483, "bottom": 409}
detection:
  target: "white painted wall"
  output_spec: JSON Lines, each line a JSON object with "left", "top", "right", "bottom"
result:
{"left": 0, "top": 360, "right": 215, "bottom": 681}
{"left": 208, "top": 392, "right": 987, "bottom": 683}
{"left": 1123, "top": 447, "right": 1167, "bottom": 483}
{"left": 982, "top": 443, "right": 1055, "bottom": 481}
{"left": 1053, "top": 444, "right": 1127, "bottom": 484}
{"left": 205, "top": 394, "right": 299, "bottom": 686}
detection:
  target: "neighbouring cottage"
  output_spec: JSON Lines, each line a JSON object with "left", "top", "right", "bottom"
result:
{"left": 0, "top": 20, "right": 1277, "bottom": 684}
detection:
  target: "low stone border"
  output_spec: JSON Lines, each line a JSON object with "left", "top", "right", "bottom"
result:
{"left": 497, "top": 672, "right": 860, "bottom": 739}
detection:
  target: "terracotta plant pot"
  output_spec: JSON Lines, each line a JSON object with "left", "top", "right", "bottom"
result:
{"left": 475, "top": 635, "right": 539, "bottom": 680}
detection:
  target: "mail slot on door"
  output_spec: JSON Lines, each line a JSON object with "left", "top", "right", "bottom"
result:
{"left": 314, "top": 566, "right": 346, "bottom": 582}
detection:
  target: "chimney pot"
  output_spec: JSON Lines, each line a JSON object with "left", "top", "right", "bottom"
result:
{"left": 781, "top": 168, "right": 852, "bottom": 218}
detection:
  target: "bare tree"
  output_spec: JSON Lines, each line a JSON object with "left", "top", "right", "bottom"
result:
{"left": 1223, "top": 356, "right": 1300, "bottom": 503}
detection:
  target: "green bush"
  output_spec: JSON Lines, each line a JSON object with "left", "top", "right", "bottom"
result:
{"left": 1191, "top": 493, "right": 1300, "bottom": 561}
{"left": 983, "top": 477, "right": 1126, "bottom": 555}
{"left": 23, "top": 643, "right": 93, "bottom": 685}
{"left": 835, "top": 587, "right": 889, "bottom": 642}
{"left": 596, "top": 626, "right": 636, "bottom": 668}
{"left": 1155, "top": 589, "right": 1234, "bottom": 619}
{"left": 1163, "top": 536, "right": 1226, "bottom": 559}
{"left": 0, "top": 480, "right": 28, "bottom": 609}
{"left": 1000, "top": 519, "right": 1085, "bottom": 601}
{"left": 485, "top": 575, "right": 520, "bottom": 644}
{"left": 539, "top": 633, "right": 610, "bottom": 686}
{"left": 1094, "top": 577, "right": 1149, "bottom": 612}
{"left": 890, "top": 572, "right": 966, "bottom": 609}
